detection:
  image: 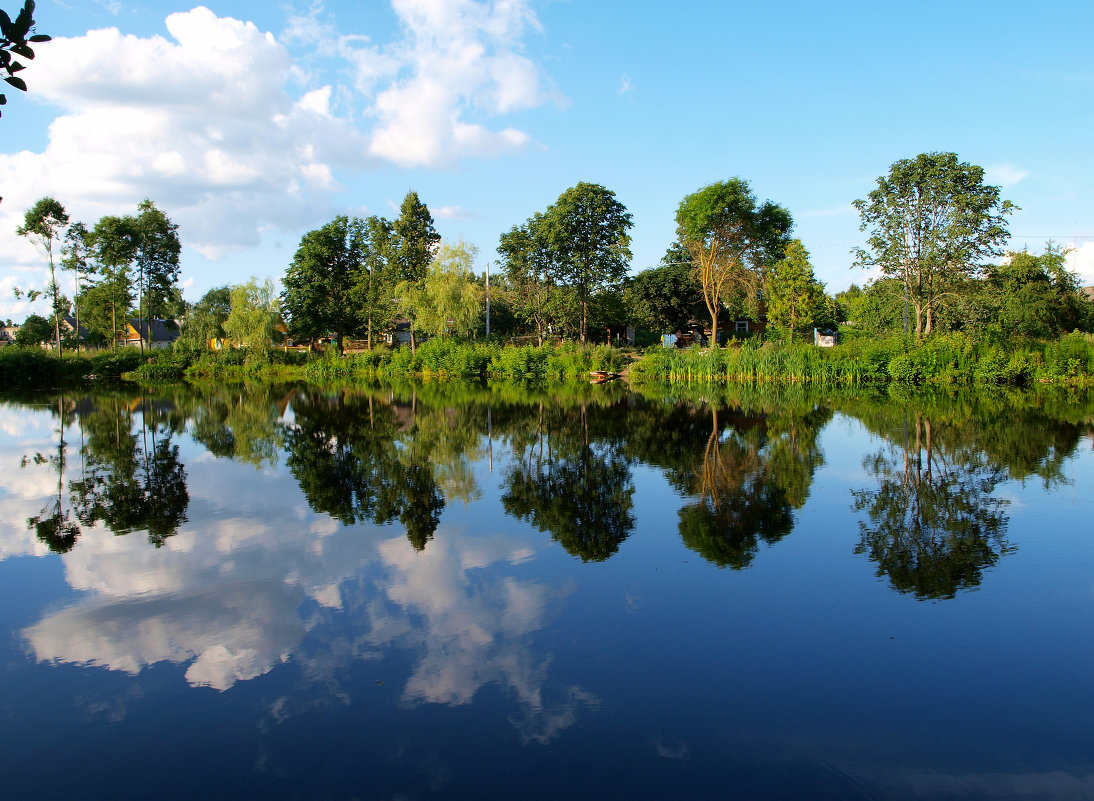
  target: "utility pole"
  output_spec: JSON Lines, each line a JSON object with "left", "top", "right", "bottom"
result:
{"left": 485, "top": 260, "right": 491, "bottom": 338}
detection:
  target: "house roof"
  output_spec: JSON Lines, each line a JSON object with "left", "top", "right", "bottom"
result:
{"left": 126, "top": 319, "right": 181, "bottom": 342}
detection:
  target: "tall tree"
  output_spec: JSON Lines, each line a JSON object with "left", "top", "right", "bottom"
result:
{"left": 283, "top": 216, "right": 366, "bottom": 353}
{"left": 544, "top": 182, "right": 632, "bottom": 344}
{"left": 132, "top": 199, "right": 181, "bottom": 352}
{"left": 60, "top": 221, "right": 97, "bottom": 354}
{"left": 853, "top": 152, "right": 1015, "bottom": 340}
{"left": 766, "top": 239, "right": 825, "bottom": 341}
{"left": 0, "top": 1, "right": 50, "bottom": 121}
{"left": 980, "top": 244, "right": 1091, "bottom": 338}
{"left": 675, "top": 179, "right": 792, "bottom": 346}
{"left": 353, "top": 215, "right": 398, "bottom": 349}
{"left": 90, "top": 214, "right": 137, "bottom": 351}
{"left": 498, "top": 213, "right": 566, "bottom": 344}
{"left": 391, "top": 191, "right": 440, "bottom": 351}
{"left": 15, "top": 196, "right": 69, "bottom": 355}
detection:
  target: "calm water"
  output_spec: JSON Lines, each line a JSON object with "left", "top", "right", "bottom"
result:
{"left": 1, "top": 382, "right": 1093, "bottom": 800}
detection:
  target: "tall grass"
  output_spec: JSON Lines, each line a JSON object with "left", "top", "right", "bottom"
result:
{"left": 629, "top": 331, "right": 1094, "bottom": 388}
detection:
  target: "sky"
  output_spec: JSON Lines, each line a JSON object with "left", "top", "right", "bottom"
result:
{"left": 1, "top": 0, "right": 1093, "bottom": 322}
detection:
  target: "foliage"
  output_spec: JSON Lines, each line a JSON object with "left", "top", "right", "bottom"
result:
{"left": 624, "top": 258, "right": 705, "bottom": 333}
{"left": 766, "top": 239, "right": 826, "bottom": 340}
{"left": 283, "top": 215, "right": 367, "bottom": 352}
{"left": 0, "top": 0, "right": 50, "bottom": 118}
{"left": 396, "top": 240, "right": 482, "bottom": 338}
{"left": 132, "top": 199, "right": 182, "bottom": 330}
{"left": 177, "top": 285, "right": 231, "bottom": 350}
{"left": 15, "top": 196, "right": 69, "bottom": 354}
{"left": 544, "top": 182, "right": 633, "bottom": 344}
{"left": 497, "top": 212, "right": 568, "bottom": 343}
{"left": 223, "top": 277, "right": 280, "bottom": 356}
{"left": 14, "top": 313, "right": 51, "bottom": 345}
{"left": 675, "top": 178, "right": 793, "bottom": 346}
{"left": 853, "top": 152, "right": 1015, "bottom": 340}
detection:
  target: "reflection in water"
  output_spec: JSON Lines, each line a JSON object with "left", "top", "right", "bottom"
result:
{"left": 25, "top": 394, "right": 81, "bottom": 554}
{"left": 70, "top": 394, "right": 189, "bottom": 547}
{"left": 852, "top": 413, "right": 1013, "bottom": 599}
{"left": 676, "top": 403, "right": 829, "bottom": 569}
{"left": 502, "top": 402, "right": 635, "bottom": 562}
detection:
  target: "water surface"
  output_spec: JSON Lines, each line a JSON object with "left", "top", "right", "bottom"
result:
{"left": 1, "top": 382, "right": 1092, "bottom": 800}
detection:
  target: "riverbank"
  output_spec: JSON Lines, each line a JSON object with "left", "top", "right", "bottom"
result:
{"left": 4, "top": 330, "right": 1093, "bottom": 392}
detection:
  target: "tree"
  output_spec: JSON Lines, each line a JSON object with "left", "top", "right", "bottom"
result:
{"left": 392, "top": 192, "right": 440, "bottom": 351}
{"left": 766, "top": 239, "right": 825, "bottom": 340}
{"left": 980, "top": 244, "right": 1090, "bottom": 338}
{"left": 675, "top": 179, "right": 792, "bottom": 346}
{"left": 15, "top": 196, "right": 69, "bottom": 356}
{"left": 132, "top": 199, "right": 181, "bottom": 352}
{"left": 396, "top": 240, "right": 483, "bottom": 338}
{"left": 626, "top": 241, "right": 707, "bottom": 335}
{"left": 178, "top": 285, "right": 232, "bottom": 351}
{"left": 498, "top": 213, "right": 567, "bottom": 344}
{"left": 353, "top": 215, "right": 398, "bottom": 349}
{"left": 853, "top": 152, "right": 1016, "bottom": 340}
{"left": 90, "top": 214, "right": 138, "bottom": 350}
{"left": 283, "top": 216, "right": 366, "bottom": 353}
{"left": 223, "top": 277, "right": 280, "bottom": 356}
{"left": 14, "top": 312, "right": 51, "bottom": 345}
{"left": 60, "top": 221, "right": 97, "bottom": 354}
{"left": 0, "top": 1, "right": 50, "bottom": 120}
{"left": 544, "top": 182, "right": 632, "bottom": 344}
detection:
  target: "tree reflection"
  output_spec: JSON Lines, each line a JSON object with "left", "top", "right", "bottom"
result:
{"left": 852, "top": 414, "right": 1012, "bottom": 599}
{"left": 24, "top": 394, "right": 81, "bottom": 554}
{"left": 70, "top": 394, "right": 189, "bottom": 547}
{"left": 502, "top": 403, "right": 635, "bottom": 562}
{"left": 186, "top": 383, "right": 286, "bottom": 468}
{"left": 283, "top": 388, "right": 449, "bottom": 551}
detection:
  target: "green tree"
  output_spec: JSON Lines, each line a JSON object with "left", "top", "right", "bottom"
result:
{"left": 766, "top": 239, "right": 825, "bottom": 340}
{"left": 396, "top": 240, "right": 482, "bottom": 338}
{"left": 354, "top": 215, "right": 398, "bottom": 349}
{"left": 980, "top": 244, "right": 1090, "bottom": 338}
{"left": 15, "top": 196, "right": 69, "bottom": 356}
{"left": 60, "top": 221, "right": 97, "bottom": 354}
{"left": 544, "top": 182, "right": 633, "bottom": 344}
{"left": 283, "top": 216, "right": 366, "bottom": 353}
{"left": 14, "top": 312, "right": 51, "bottom": 345}
{"left": 391, "top": 192, "right": 440, "bottom": 351}
{"left": 90, "top": 214, "right": 138, "bottom": 350}
{"left": 853, "top": 152, "right": 1016, "bottom": 340}
{"left": 0, "top": 1, "right": 50, "bottom": 120}
{"left": 675, "top": 179, "right": 793, "bottom": 346}
{"left": 497, "top": 213, "right": 567, "bottom": 344}
{"left": 624, "top": 251, "right": 706, "bottom": 334}
{"left": 132, "top": 199, "right": 181, "bottom": 351}
{"left": 178, "top": 285, "right": 232, "bottom": 350}
{"left": 223, "top": 277, "right": 280, "bottom": 356}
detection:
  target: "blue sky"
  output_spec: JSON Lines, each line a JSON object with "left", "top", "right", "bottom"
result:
{"left": 2, "top": 0, "right": 1092, "bottom": 321}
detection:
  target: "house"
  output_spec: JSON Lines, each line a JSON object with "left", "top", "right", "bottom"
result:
{"left": 60, "top": 316, "right": 91, "bottom": 344}
{"left": 0, "top": 324, "right": 17, "bottom": 346}
{"left": 119, "top": 319, "right": 180, "bottom": 350}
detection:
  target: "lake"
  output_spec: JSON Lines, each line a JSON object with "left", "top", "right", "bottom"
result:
{"left": 1, "top": 381, "right": 1093, "bottom": 800}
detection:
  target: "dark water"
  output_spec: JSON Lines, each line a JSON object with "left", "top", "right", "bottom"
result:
{"left": 1, "top": 382, "right": 1093, "bottom": 800}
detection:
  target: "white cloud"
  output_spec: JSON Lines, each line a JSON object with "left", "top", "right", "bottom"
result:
{"left": 1065, "top": 241, "right": 1094, "bottom": 287}
{"left": 986, "top": 163, "right": 1031, "bottom": 188}
{"left": 618, "top": 73, "right": 634, "bottom": 96}
{"left": 0, "top": 2, "right": 560, "bottom": 317}
{"left": 434, "top": 205, "right": 477, "bottom": 219}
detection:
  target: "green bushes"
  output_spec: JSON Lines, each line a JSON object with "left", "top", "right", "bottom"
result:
{"left": 0, "top": 346, "right": 146, "bottom": 389}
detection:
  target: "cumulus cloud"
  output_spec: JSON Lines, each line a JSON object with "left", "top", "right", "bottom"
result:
{"left": 1065, "top": 241, "right": 1094, "bottom": 287}
{"left": 0, "top": 2, "right": 559, "bottom": 315}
